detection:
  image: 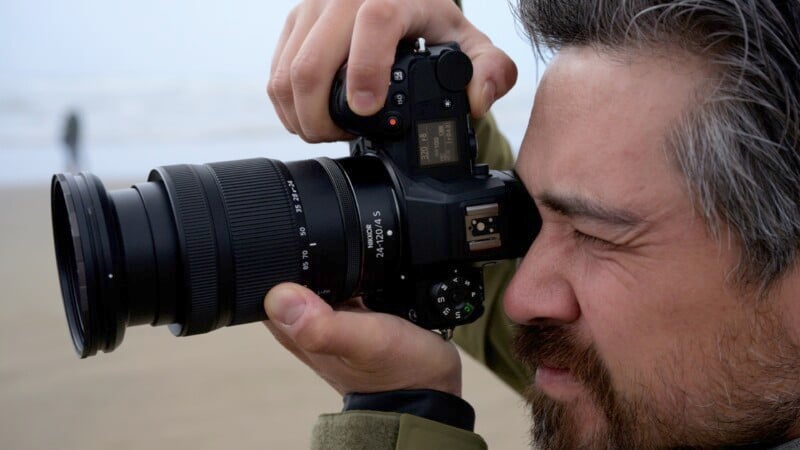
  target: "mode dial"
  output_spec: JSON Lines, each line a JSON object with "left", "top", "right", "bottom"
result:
{"left": 430, "top": 273, "right": 483, "bottom": 322}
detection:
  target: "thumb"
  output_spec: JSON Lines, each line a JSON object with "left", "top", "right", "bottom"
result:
{"left": 264, "top": 283, "right": 384, "bottom": 359}
{"left": 265, "top": 283, "right": 317, "bottom": 327}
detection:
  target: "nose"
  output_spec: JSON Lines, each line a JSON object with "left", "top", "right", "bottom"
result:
{"left": 503, "top": 227, "right": 580, "bottom": 325}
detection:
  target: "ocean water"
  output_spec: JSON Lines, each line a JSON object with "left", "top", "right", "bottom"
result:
{"left": 0, "top": 0, "right": 541, "bottom": 187}
{"left": 0, "top": 76, "right": 537, "bottom": 187}
{"left": 0, "top": 77, "right": 341, "bottom": 185}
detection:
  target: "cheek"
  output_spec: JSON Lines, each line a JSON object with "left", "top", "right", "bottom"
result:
{"left": 572, "top": 251, "right": 735, "bottom": 390}
{"left": 573, "top": 265, "right": 655, "bottom": 377}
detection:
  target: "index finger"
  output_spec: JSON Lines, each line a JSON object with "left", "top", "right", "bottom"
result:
{"left": 346, "top": 0, "right": 514, "bottom": 118}
{"left": 345, "top": 0, "right": 464, "bottom": 115}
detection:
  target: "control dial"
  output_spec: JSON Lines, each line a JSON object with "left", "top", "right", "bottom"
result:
{"left": 435, "top": 49, "right": 473, "bottom": 92}
{"left": 430, "top": 273, "right": 483, "bottom": 322}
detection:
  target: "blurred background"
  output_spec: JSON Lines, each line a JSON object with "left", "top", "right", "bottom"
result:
{"left": 0, "top": 0, "right": 544, "bottom": 448}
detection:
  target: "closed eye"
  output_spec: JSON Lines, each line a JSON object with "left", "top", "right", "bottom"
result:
{"left": 573, "top": 229, "right": 618, "bottom": 249}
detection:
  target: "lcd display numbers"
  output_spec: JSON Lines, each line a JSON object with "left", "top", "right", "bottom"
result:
{"left": 417, "top": 119, "right": 459, "bottom": 167}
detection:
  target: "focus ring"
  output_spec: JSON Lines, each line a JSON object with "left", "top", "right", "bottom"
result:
{"left": 316, "top": 157, "right": 362, "bottom": 298}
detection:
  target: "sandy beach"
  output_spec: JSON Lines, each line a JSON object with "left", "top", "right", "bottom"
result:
{"left": 0, "top": 182, "right": 530, "bottom": 449}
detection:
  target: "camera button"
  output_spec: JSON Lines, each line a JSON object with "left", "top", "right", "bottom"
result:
{"left": 384, "top": 114, "right": 402, "bottom": 131}
{"left": 392, "top": 92, "right": 406, "bottom": 106}
{"left": 436, "top": 49, "right": 473, "bottom": 91}
{"left": 392, "top": 69, "right": 405, "bottom": 83}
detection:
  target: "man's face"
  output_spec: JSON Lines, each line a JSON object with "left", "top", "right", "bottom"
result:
{"left": 507, "top": 47, "right": 800, "bottom": 449}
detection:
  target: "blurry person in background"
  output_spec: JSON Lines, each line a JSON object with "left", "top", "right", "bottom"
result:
{"left": 263, "top": 0, "right": 800, "bottom": 448}
{"left": 61, "top": 109, "right": 82, "bottom": 172}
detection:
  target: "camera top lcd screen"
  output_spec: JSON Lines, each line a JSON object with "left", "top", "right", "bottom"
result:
{"left": 417, "top": 119, "right": 459, "bottom": 167}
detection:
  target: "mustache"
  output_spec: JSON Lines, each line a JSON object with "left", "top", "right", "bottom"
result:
{"left": 511, "top": 323, "right": 613, "bottom": 404}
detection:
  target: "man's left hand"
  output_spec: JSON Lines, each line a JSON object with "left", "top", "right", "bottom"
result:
{"left": 263, "top": 283, "right": 463, "bottom": 397}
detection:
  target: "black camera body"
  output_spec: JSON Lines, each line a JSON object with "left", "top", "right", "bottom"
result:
{"left": 332, "top": 40, "right": 476, "bottom": 179}
{"left": 50, "top": 39, "right": 539, "bottom": 357}
{"left": 326, "top": 40, "right": 537, "bottom": 329}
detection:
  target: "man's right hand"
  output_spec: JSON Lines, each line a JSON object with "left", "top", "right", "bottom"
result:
{"left": 267, "top": 0, "right": 518, "bottom": 143}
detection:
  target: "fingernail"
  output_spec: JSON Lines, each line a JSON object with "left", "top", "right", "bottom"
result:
{"left": 481, "top": 81, "right": 497, "bottom": 115}
{"left": 268, "top": 287, "right": 306, "bottom": 326}
{"left": 350, "top": 90, "right": 378, "bottom": 115}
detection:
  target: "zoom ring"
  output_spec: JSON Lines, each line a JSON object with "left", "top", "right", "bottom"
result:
{"left": 162, "top": 158, "right": 303, "bottom": 335}
{"left": 209, "top": 158, "right": 303, "bottom": 325}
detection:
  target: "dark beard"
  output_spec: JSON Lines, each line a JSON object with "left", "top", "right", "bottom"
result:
{"left": 511, "top": 323, "right": 638, "bottom": 449}
{"left": 511, "top": 322, "right": 800, "bottom": 449}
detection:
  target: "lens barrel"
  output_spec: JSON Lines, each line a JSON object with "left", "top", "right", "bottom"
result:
{"left": 52, "top": 157, "right": 399, "bottom": 357}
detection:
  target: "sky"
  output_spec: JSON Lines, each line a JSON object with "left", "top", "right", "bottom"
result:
{"left": 0, "top": 0, "right": 545, "bottom": 185}
{"left": 1, "top": 0, "right": 290, "bottom": 79}
{"left": 0, "top": 0, "right": 540, "bottom": 82}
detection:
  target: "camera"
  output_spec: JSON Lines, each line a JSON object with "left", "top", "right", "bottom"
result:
{"left": 50, "top": 39, "right": 540, "bottom": 358}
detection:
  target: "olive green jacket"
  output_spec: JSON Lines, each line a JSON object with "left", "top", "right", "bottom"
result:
{"left": 309, "top": 114, "right": 527, "bottom": 450}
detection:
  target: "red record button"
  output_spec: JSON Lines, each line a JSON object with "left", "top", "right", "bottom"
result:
{"left": 385, "top": 114, "right": 402, "bottom": 130}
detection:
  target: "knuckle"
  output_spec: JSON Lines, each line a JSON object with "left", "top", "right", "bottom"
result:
{"left": 298, "top": 115, "right": 344, "bottom": 143}
{"left": 293, "top": 128, "right": 307, "bottom": 140}
{"left": 295, "top": 109, "right": 338, "bottom": 143}
{"left": 297, "top": 321, "right": 332, "bottom": 354}
{"left": 287, "top": 3, "right": 300, "bottom": 20}
{"left": 268, "top": 71, "right": 293, "bottom": 103}
{"left": 266, "top": 81, "right": 279, "bottom": 104}
{"left": 358, "top": 0, "right": 401, "bottom": 27}
{"left": 298, "top": 126, "right": 329, "bottom": 143}
{"left": 290, "top": 54, "right": 323, "bottom": 95}
{"left": 346, "top": 60, "right": 384, "bottom": 87}
{"left": 359, "top": 337, "right": 391, "bottom": 365}
{"left": 312, "top": 129, "right": 350, "bottom": 144}
{"left": 347, "top": 321, "right": 391, "bottom": 365}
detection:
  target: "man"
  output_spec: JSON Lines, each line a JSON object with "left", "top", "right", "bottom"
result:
{"left": 62, "top": 109, "right": 82, "bottom": 172}
{"left": 265, "top": 0, "right": 800, "bottom": 448}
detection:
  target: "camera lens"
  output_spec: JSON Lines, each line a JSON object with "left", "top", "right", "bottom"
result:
{"left": 51, "top": 157, "right": 401, "bottom": 357}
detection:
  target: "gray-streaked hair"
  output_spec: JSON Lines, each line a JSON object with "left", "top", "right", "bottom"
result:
{"left": 516, "top": 0, "right": 800, "bottom": 293}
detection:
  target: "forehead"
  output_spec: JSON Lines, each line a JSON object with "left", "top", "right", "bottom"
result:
{"left": 517, "top": 47, "right": 708, "bottom": 212}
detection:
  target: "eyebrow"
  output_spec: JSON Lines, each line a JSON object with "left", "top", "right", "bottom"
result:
{"left": 537, "top": 191, "right": 645, "bottom": 227}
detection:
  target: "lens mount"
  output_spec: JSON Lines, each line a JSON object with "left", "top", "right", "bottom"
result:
{"left": 51, "top": 173, "right": 125, "bottom": 358}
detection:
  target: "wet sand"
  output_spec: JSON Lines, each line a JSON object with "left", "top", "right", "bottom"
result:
{"left": 0, "top": 182, "right": 529, "bottom": 449}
